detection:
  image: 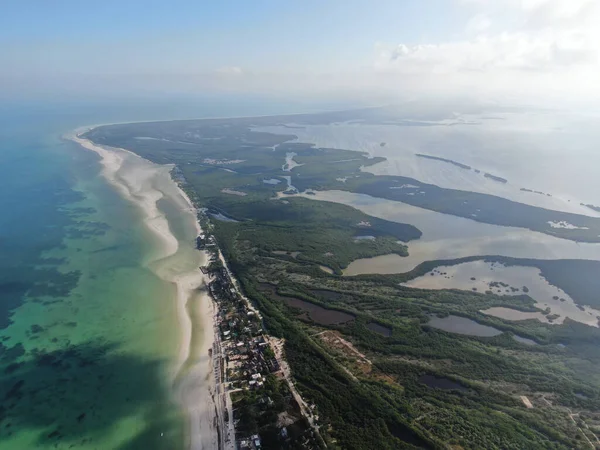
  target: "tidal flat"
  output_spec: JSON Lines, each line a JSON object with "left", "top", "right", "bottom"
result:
{"left": 404, "top": 261, "right": 600, "bottom": 326}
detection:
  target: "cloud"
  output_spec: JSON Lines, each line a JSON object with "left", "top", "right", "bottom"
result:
{"left": 379, "top": 31, "right": 596, "bottom": 73}
{"left": 375, "top": 0, "right": 600, "bottom": 100}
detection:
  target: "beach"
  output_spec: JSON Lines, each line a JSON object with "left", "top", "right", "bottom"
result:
{"left": 70, "top": 131, "right": 219, "bottom": 449}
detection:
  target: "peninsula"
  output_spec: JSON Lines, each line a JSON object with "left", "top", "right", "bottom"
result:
{"left": 81, "top": 109, "right": 600, "bottom": 449}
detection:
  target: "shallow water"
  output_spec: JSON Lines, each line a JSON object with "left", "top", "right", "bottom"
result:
{"left": 263, "top": 178, "right": 282, "bottom": 185}
{"left": 257, "top": 111, "right": 600, "bottom": 215}
{"left": 427, "top": 315, "right": 502, "bottom": 337}
{"left": 287, "top": 191, "right": 600, "bottom": 276}
{"left": 283, "top": 298, "right": 355, "bottom": 325}
{"left": 0, "top": 126, "right": 184, "bottom": 449}
{"left": 366, "top": 322, "right": 392, "bottom": 337}
{"left": 319, "top": 265, "right": 335, "bottom": 274}
{"left": 403, "top": 261, "right": 600, "bottom": 326}
{"left": 482, "top": 307, "right": 550, "bottom": 323}
{"left": 282, "top": 152, "right": 303, "bottom": 172}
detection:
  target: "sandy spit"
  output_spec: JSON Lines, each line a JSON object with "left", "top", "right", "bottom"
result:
{"left": 69, "top": 129, "right": 218, "bottom": 450}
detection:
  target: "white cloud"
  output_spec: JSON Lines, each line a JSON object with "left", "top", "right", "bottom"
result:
{"left": 376, "top": 0, "right": 600, "bottom": 101}
{"left": 379, "top": 31, "right": 596, "bottom": 73}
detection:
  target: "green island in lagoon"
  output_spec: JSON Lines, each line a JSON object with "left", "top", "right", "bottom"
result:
{"left": 72, "top": 106, "right": 600, "bottom": 449}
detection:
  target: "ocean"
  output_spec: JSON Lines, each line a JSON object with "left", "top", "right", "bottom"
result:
{"left": 0, "top": 97, "right": 318, "bottom": 450}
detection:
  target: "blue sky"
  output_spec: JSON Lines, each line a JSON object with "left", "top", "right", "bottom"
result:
{"left": 1, "top": 1, "right": 465, "bottom": 73}
{"left": 1, "top": 0, "right": 598, "bottom": 102}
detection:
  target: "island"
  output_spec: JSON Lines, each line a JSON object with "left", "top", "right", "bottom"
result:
{"left": 416, "top": 153, "right": 472, "bottom": 170}
{"left": 83, "top": 110, "right": 600, "bottom": 243}
{"left": 582, "top": 203, "right": 600, "bottom": 213}
{"left": 484, "top": 172, "right": 508, "bottom": 183}
{"left": 521, "top": 188, "right": 552, "bottom": 197}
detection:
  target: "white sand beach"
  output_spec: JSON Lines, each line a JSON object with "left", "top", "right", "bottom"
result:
{"left": 70, "top": 130, "right": 219, "bottom": 449}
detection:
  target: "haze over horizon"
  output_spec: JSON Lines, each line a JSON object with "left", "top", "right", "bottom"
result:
{"left": 2, "top": 0, "right": 599, "bottom": 108}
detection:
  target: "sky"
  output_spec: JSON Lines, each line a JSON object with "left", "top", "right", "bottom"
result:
{"left": 1, "top": 0, "right": 599, "bottom": 105}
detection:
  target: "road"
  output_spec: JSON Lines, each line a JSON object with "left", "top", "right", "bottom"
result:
{"left": 209, "top": 293, "right": 236, "bottom": 450}
{"left": 211, "top": 241, "right": 325, "bottom": 446}
{"left": 269, "top": 337, "right": 325, "bottom": 445}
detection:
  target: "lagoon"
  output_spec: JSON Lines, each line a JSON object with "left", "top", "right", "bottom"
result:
{"left": 404, "top": 261, "right": 600, "bottom": 326}
{"left": 427, "top": 315, "right": 502, "bottom": 337}
{"left": 285, "top": 191, "right": 600, "bottom": 277}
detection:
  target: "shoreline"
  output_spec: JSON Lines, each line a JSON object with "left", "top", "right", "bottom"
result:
{"left": 70, "top": 130, "right": 219, "bottom": 449}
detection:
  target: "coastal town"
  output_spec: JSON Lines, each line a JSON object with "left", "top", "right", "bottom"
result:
{"left": 195, "top": 213, "right": 322, "bottom": 450}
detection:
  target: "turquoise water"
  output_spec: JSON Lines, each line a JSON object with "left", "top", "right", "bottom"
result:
{"left": 0, "top": 107, "right": 184, "bottom": 449}
{"left": 0, "top": 98, "right": 323, "bottom": 449}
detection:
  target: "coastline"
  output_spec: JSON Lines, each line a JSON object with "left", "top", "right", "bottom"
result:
{"left": 70, "top": 130, "right": 219, "bottom": 449}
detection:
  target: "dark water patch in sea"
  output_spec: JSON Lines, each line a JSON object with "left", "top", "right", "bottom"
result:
{"left": 0, "top": 127, "right": 98, "bottom": 331}
{"left": 90, "top": 244, "right": 124, "bottom": 254}
{"left": 65, "top": 220, "right": 111, "bottom": 239}
{"left": 0, "top": 283, "right": 30, "bottom": 329}
{"left": 0, "top": 341, "right": 181, "bottom": 450}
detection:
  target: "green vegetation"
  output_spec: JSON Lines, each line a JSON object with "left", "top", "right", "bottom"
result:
{"left": 84, "top": 113, "right": 600, "bottom": 449}
{"left": 232, "top": 375, "right": 315, "bottom": 449}
{"left": 362, "top": 254, "right": 600, "bottom": 310}
{"left": 84, "top": 111, "right": 600, "bottom": 242}
{"left": 415, "top": 154, "right": 472, "bottom": 170}
{"left": 212, "top": 197, "right": 418, "bottom": 273}
{"left": 221, "top": 233, "right": 600, "bottom": 448}
{"left": 341, "top": 176, "right": 600, "bottom": 242}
